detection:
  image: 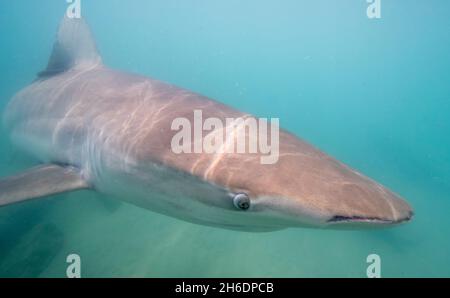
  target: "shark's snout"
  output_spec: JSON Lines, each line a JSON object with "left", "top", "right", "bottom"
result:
{"left": 275, "top": 179, "right": 415, "bottom": 229}
{"left": 226, "top": 138, "right": 415, "bottom": 230}
{"left": 258, "top": 189, "right": 414, "bottom": 230}
{"left": 321, "top": 182, "right": 414, "bottom": 228}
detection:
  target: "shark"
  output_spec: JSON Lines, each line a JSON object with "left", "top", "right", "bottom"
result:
{"left": 0, "top": 16, "right": 413, "bottom": 231}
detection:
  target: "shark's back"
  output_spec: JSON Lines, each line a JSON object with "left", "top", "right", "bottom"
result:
{"left": 5, "top": 64, "right": 241, "bottom": 162}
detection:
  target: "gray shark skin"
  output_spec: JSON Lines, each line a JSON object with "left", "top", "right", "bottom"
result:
{"left": 0, "top": 16, "right": 413, "bottom": 231}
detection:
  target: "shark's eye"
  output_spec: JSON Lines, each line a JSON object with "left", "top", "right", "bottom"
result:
{"left": 233, "top": 193, "right": 250, "bottom": 211}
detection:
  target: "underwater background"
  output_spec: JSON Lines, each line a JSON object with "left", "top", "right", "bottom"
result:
{"left": 0, "top": 0, "right": 449, "bottom": 277}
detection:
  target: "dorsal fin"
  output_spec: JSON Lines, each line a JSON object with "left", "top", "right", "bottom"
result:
{"left": 38, "top": 15, "right": 102, "bottom": 78}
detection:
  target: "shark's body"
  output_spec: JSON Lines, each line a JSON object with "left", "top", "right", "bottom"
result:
{"left": 0, "top": 16, "right": 413, "bottom": 231}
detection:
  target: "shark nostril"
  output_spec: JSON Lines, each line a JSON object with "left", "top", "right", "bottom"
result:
{"left": 406, "top": 210, "right": 414, "bottom": 220}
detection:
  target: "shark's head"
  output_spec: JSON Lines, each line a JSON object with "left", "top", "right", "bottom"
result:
{"left": 170, "top": 130, "right": 414, "bottom": 232}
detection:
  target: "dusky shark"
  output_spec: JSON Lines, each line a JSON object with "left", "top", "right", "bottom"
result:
{"left": 0, "top": 16, "right": 413, "bottom": 231}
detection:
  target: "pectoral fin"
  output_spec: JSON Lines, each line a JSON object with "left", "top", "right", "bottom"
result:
{"left": 0, "top": 164, "right": 90, "bottom": 207}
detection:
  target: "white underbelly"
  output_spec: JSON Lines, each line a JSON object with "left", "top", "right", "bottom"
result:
{"left": 90, "top": 154, "right": 231, "bottom": 225}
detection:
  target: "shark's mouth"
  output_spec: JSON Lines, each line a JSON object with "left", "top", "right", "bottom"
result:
{"left": 327, "top": 211, "right": 414, "bottom": 225}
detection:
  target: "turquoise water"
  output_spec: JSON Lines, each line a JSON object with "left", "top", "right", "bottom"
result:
{"left": 0, "top": 0, "right": 449, "bottom": 277}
